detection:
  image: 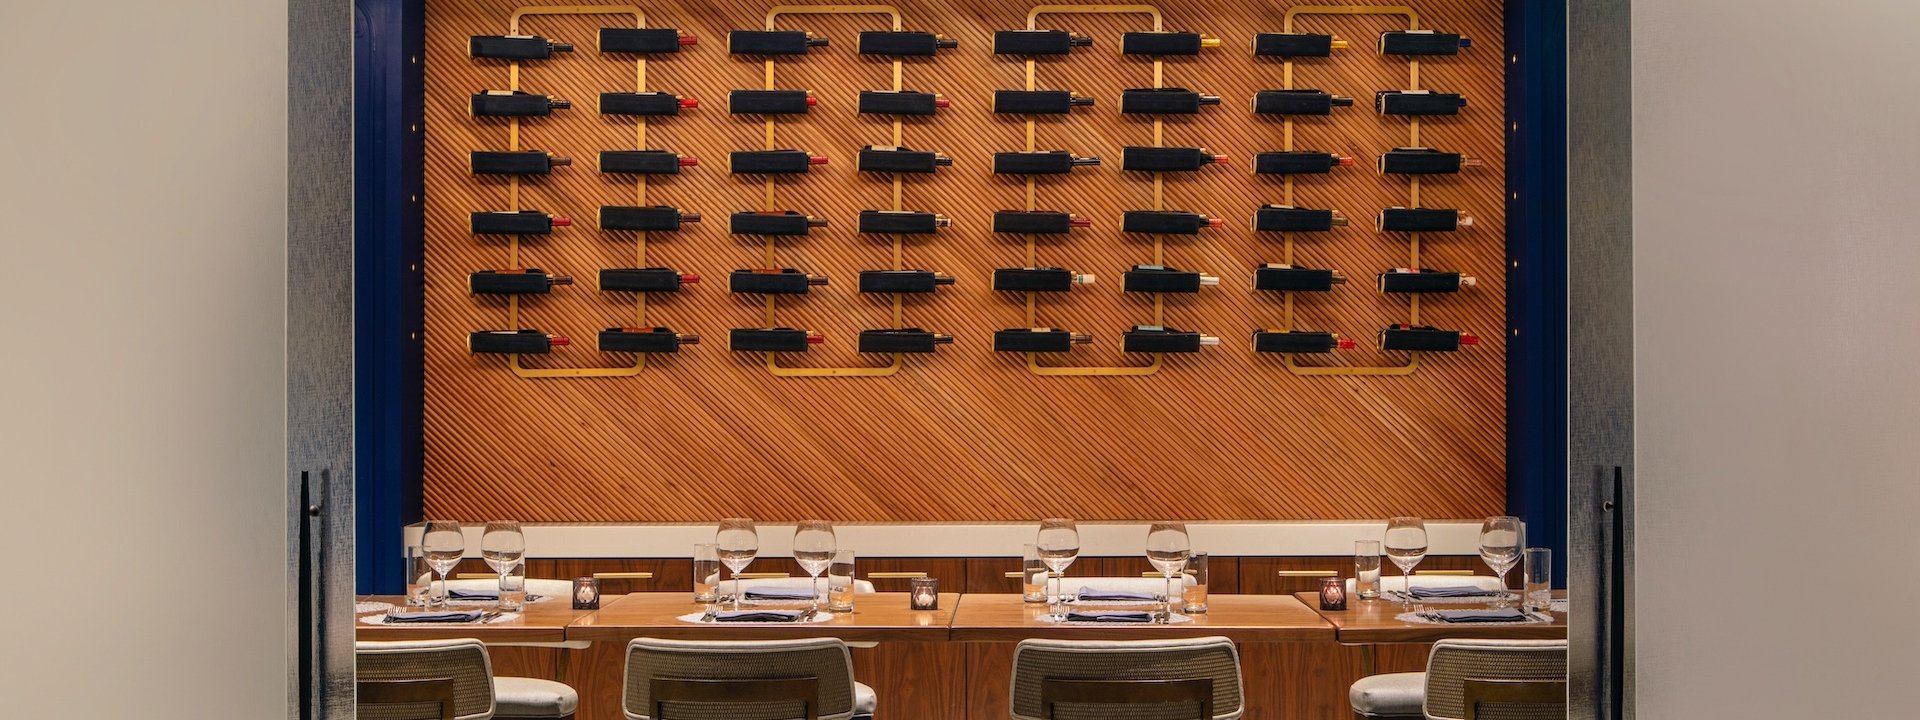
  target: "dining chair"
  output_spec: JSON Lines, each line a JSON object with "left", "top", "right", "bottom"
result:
{"left": 359, "top": 678, "right": 459, "bottom": 720}
{"left": 356, "top": 639, "right": 496, "bottom": 720}
{"left": 1344, "top": 575, "right": 1505, "bottom": 597}
{"left": 621, "top": 637, "right": 875, "bottom": 720}
{"left": 358, "top": 639, "right": 580, "bottom": 720}
{"left": 1347, "top": 639, "right": 1566, "bottom": 720}
{"left": 1009, "top": 636, "right": 1244, "bottom": 720}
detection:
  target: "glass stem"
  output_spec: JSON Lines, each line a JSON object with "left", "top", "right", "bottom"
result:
{"left": 730, "top": 566, "right": 740, "bottom": 612}
{"left": 1498, "top": 567, "right": 1512, "bottom": 608}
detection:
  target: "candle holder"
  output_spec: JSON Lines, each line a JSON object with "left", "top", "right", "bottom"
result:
{"left": 1318, "top": 576, "right": 1348, "bottom": 611}
{"left": 572, "top": 577, "right": 600, "bottom": 610}
{"left": 910, "top": 578, "right": 940, "bottom": 610}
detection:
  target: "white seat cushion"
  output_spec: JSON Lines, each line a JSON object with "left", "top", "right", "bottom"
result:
{"left": 494, "top": 676, "right": 579, "bottom": 718}
{"left": 854, "top": 681, "right": 877, "bottom": 716}
{"left": 1349, "top": 672, "right": 1425, "bottom": 718}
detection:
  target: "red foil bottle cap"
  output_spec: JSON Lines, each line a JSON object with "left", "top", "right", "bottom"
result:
{"left": 679, "top": 97, "right": 699, "bottom": 109}
{"left": 548, "top": 335, "right": 572, "bottom": 347}
{"left": 1460, "top": 333, "right": 1481, "bottom": 346}
{"left": 1336, "top": 338, "right": 1358, "bottom": 349}
{"left": 678, "top": 34, "right": 699, "bottom": 46}
{"left": 678, "top": 155, "right": 699, "bottom": 167}
{"left": 1336, "top": 155, "right": 1355, "bottom": 166}
{"left": 1204, "top": 217, "right": 1225, "bottom": 228}
{"left": 679, "top": 273, "right": 701, "bottom": 284}
{"left": 1068, "top": 216, "right": 1093, "bottom": 228}
{"left": 549, "top": 216, "right": 573, "bottom": 227}
{"left": 804, "top": 332, "right": 825, "bottom": 344}
{"left": 805, "top": 95, "right": 818, "bottom": 106}
{"left": 934, "top": 97, "right": 951, "bottom": 108}
{"left": 1210, "top": 154, "right": 1229, "bottom": 164}
{"left": 808, "top": 154, "right": 829, "bottom": 165}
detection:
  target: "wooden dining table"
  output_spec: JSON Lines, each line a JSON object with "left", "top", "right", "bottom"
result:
{"left": 353, "top": 594, "right": 591, "bottom": 645}
{"left": 1293, "top": 591, "right": 1569, "bottom": 677}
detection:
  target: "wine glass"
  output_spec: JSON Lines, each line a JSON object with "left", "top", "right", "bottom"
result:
{"left": 421, "top": 521, "right": 466, "bottom": 608}
{"left": 1479, "top": 516, "right": 1523, "bottom": 608}
{"left": 481, "top": 521, "right": 525, "bottom": 574}
{"left": 1383, "top": 517, "right": 1428, "bottom": 609}
{"left": 1145, "top": 523, "right": 1191, "bottom": 620}
{"left": 1035, "top": 518, "right": 1080, "bottom": 616}
{"left": 715, "top": 518, "right": 758, "bottom": 611}
{"left": 793, "top": 520, "right": 836, "bottom": 613}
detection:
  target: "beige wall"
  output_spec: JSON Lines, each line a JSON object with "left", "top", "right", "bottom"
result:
{"left": 0, "top": 2, "right": 290, "bottom": 718}
{"left": 1633, "top": 0, "right": 1920, "bottom": 715}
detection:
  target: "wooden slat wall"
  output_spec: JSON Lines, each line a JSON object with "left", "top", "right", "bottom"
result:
{"left": 423, "top": 0, "right": 1507, "bottom": 523}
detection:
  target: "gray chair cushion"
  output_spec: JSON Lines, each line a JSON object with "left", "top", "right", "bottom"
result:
{"left": 854, "top": 681, "right": 876, "bottom": 715}
{"left": 1350, "top": 672, "right": 1425, "bottom": 718}
{"left": 494, "top": 676, "right": 579, "bottom": 718}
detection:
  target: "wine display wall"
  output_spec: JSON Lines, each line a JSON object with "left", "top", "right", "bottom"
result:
{"left": 424, "top": 0, "right": 1508, "bottom": 522}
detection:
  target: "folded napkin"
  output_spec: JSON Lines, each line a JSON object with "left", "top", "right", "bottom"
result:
{"left": 448, "top": 588, "right": 498, "bottom": 600}
{"left": 1408, "top": 586, "right": 1501, "bottom": 598}
{"left": 743, "top": 588, "right": 817, "bottom": 601}
{"left": 1429, "top": 608, "right": 1529, "bottom": 623}
{"left": 712, "top": 610, "right": 805, "bottom": 623}
{"left": 1066, "top": 611, "right": 1155, "bottom": 623}
{"left": 1075, "top": 587, "right": 1158, "bottom": 602}
{"left": 384, "top": 610, "right": 484, "bottom": 624}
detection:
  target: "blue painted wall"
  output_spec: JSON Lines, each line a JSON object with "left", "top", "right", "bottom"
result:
{"left": 1505, "top": 0, "right": 1570, "bottom": 585}
{"left": 354, "top": 0, "right": 423, "bottom": 594}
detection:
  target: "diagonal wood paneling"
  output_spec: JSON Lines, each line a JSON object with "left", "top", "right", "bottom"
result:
{"left": 423, "top": 0, "right": 1508, "bottom": 522}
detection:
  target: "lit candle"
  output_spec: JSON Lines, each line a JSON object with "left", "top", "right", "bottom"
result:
{"left": 910, "top": 578, "right": 940, "bottom": 610}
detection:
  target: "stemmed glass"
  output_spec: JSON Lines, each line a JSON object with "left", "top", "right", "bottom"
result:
{"left": 793, "top": 520, "right": 836, "bottom": 613}
{"left": 1479, "top": 516, "right": 1523, "bottom": 608}
{"left": 715, "top": 518, "right": 758, "bottom": 611}
{"left": 1383, "top": 517, "right": 1429, "bottom": 609}
{"left": 481, "top": 521, "right": 526, "bottom": 605}
{"left": 1145, "top": 523, "right": 1191, "bottom": 621}
{"left": 1035, "top": 518, "right": 1080, "bottom": 617}
{"left": 421, "top": 521, "right": 466, "bottom": 608}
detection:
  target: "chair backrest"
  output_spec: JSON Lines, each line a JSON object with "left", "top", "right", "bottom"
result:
{"left": 1422, "top": 639, "right": 1567, "bottom": 720}
{"left": 1009, "top": 636, "right": 1244, "bottom": 720}
{"left": 622, "top": 637, "right": 858, "bottom": 720}
{"left": 1346, "top": 574, "right": 1504, "bottom": 595}
{"left": 1461, "top": 679, "right": 1568, "bottom": 720}
{"left": 358, "top": 678, "right": 458, "bottom": 720}
{"left": 1065, "top": 575, "right": 1198, "bottom": 595}
{"left": 356, "top": 639, "right": 495, "bottom": 720}
{"left": 713, "top": 577, "right": 877, "bottom": 595}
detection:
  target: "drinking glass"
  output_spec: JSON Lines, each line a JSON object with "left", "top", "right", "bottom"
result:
{"left": 1383, "top": 517, "right": 1428, "bottom": 608}
{"left": 1354, "top": 540, "right": 1383, "bottom": 599}
{"left": 1020, "top": 544, "right": 1048, "bottom": 603}
{"left": 1146, "top": 522, "right": 1191, "bottom": 619}
{"left": 481, "top": 521, "right": 525, "bottom": 582}
{"left": 826, "top": 549, "right": 857, "bottom": 612}
{"left": 1181, "top": 552, "right": 1209, "bottom": 614}
{"left": 1035, "top": 519, "right": 1080, "bottom": 615}
{"left": 498, "top": 562, "right": 526, "bottom": 612}
{"left": 715, "top": 518, "right": 758, "bottom": 611}
{"left": 1479, "top": 516, "right": 1523, "bottom": 608}
{"left": 793, "top": 520, "right": 836, "bottom": 612}
{"left": 1523, "top": 547, "right": 1553, "bottom": 612}
{"left": 421, "top": 521, "right": 465, "bottom": 608}
{"left": 691, "top": 543, "right": 721, "bottom": 604}
{"left": 403, "top": 546, "right": 430, "bottom": 607}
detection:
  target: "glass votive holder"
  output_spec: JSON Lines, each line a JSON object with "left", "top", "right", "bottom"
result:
{"left": 572, "top": 577, "right": 600, "bottom": 610}
{"left": 1181, "top": 552, "right": 1209, "bottom": 614}
{"left": 498, "top": 564, "right": 526, "bottom": 612}
{"left": 910, "top": 578, "right": 940, "bottom": 610}
{"left": 827, "top": 549, "right": 857, "bottom": 612}
{"left": 1354, "top": 540, "right": 1383, "bottom": 599}
{"left": 1319, "top": 576, "right": 1348, "bottom": 611}
{"left": 692, "top": 543, "right": 720, "bottom": 604}
{"left": 1021, "top": 544, "right": 1048, "bottom": 604}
